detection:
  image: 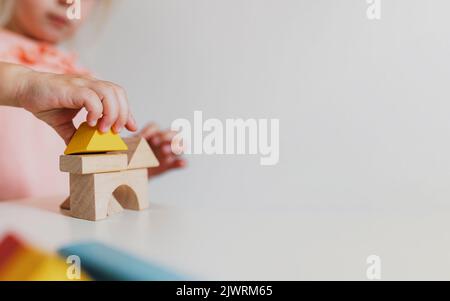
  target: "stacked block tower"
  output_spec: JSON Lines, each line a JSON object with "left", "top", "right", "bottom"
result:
{"left": 59, "top": 122, "right": 159, "bottom": 221}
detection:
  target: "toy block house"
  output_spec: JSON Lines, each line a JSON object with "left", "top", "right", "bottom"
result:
{"left": 59, "top": 123, "right": 159, "bottom": 221}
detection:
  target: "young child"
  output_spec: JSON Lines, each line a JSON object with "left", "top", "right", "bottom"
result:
{"left": 0, "top": 0, "right": 185, "bottom": 200}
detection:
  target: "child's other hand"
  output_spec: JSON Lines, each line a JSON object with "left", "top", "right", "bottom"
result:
{"left": 18, "top": 70, "right": 137, "bottom": 144}
{"left": 138, "top": 123, "right": 186, "bottom": 178}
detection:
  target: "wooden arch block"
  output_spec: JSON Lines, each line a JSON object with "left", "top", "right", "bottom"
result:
{"left": 62, "top": 170, "right": 149, "bottom": 221}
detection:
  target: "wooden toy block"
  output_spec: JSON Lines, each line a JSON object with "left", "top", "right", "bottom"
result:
{"left": 67, "top": 172, "right": 124, "bottom": 221}
{"left": 108, "top": 198, "right": 125, "bottom": 216}
{"left": 64, "top": 122, "right": 128, "bottom": 155}
{"left": 60, "top": 125, "right": 159, "bottom": 221}
{"left": 123, "top": 137, "right": 160, "bottom": 169}
{"left": 115, "top": 169, "right": 150, "bottom": 211}
{"left": 63, "top": 169, "right": 150, "bottom": 221}
{"left": 60, "top": 197, "right": 71, "bottom": 211}
{"left": 60, "top": 153, "right": 128, "bottom": 174}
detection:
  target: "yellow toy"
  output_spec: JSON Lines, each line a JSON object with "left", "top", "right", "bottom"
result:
{"left": 64, "top": 122, "right": 128, "bottom": 155}
{"left": 0, "top": 234, "right": 90, "bottom": 281}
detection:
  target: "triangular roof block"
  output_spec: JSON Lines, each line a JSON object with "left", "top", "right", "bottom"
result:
{"left": 123, "top": 137, "right": 160, "bottom": 169}
{"left": 64, "top": 122, "right": 129, "bottom": 155}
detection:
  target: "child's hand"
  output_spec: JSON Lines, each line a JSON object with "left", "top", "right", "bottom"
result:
{"left": 17, "top": 69, "right": 137, "bottom": 144}
{"left": 138, "top": 123, "right": 186, "bottom": 178}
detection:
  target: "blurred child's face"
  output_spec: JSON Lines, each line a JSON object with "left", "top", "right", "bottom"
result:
{"left": 8, "top": 0, "right": 96, "bottom": 43}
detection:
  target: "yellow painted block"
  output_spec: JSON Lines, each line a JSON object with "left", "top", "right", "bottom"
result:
{"left": 0, "top": 247, "right": 91, "bottom": 281}
{"left": 64, "top": 122, "right": 128, "bottom": 155}
{"left": 0, "top": 248, "right": 40, "bottom": 280}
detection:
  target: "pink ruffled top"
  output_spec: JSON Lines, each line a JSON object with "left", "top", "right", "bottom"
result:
{"left": 0, "top": 28, "right": 89, "bottom": 200}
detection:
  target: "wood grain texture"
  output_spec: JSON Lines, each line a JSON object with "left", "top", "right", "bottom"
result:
{"left": 68, "top": 174, "right": 96, "bottom": 221}
{"left": 60, "top": 197, "right": 71, "bottom": 210}
{"left": 123, "top": 137, "right": 159, "bottom": 170}
{"left": 60, "top": 154, "right": 128, "bottom": 174}
{"left": 107, "top": 197, "right": 124, "bottom": 216}
{"left": 114, "top": 169, "right": 150, "bottom": 211}
{"left": 63, "top": 169, "right": 149, "bottom": 221}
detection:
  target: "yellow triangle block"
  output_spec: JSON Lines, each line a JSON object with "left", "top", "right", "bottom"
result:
{"left": 64, "top": 122, "right": 128, "bottom": 155}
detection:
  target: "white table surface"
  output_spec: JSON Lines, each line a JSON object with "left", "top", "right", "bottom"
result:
{"left": 1, "top": 197, "right": 450, "bottom": 281}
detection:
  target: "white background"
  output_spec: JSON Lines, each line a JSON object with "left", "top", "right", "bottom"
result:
{"left": 77, "top": 0, "right": 450, "bottom": 212}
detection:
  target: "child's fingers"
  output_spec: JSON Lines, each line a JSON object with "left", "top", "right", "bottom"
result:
{"left": 125, "top": 112, "right": 138, "bottom": 132}
{"left": 149, "top": 134, "right": 162, "bottom": 147}
{"left": 175, "top": 158, "right": 187, "bottom": 167}
{"left": 161, "top": 143, "right": 172, "bottom": 155}
{"left": 158, "top": 141, "right": 186, "bottom": 165}
{"left": 108, "top": 83, "right": 129, "bottom": 134}
{"left": 160, "top": 131, "right": 182, "bottom": 153}
{"left": 171, "top": 158, "right": 187, "bottom": 169}
{"left": 139, "top": 123, "right": 160, "bottom": 139}
{"left": 163, "top": 156, "right": 187, "bottom": 170}
{"left": 148, "top": 130, "right": 177, "bottom": 146}
{"left": 88, "top": 82, "right": 120, "bottom": 133}
{"left": 147, "top": 157, "right": 186, "bottom": 177}
{"left": 161, "top": 130, "right": 177, "bottom": 142}
{"left": 135, "top": 125, "right": 187, "bottom": 178}
{"left": 163, "top": 155, "right": 176, "bottom": 165}
{"left": 89, "top": 80, "right": 136, "bottom": 133}
{"left": 73, "top": 88, "right": 103, "bottom": 127}
{"left": 151, "top": 133, "right": 184, "bottom": 155}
